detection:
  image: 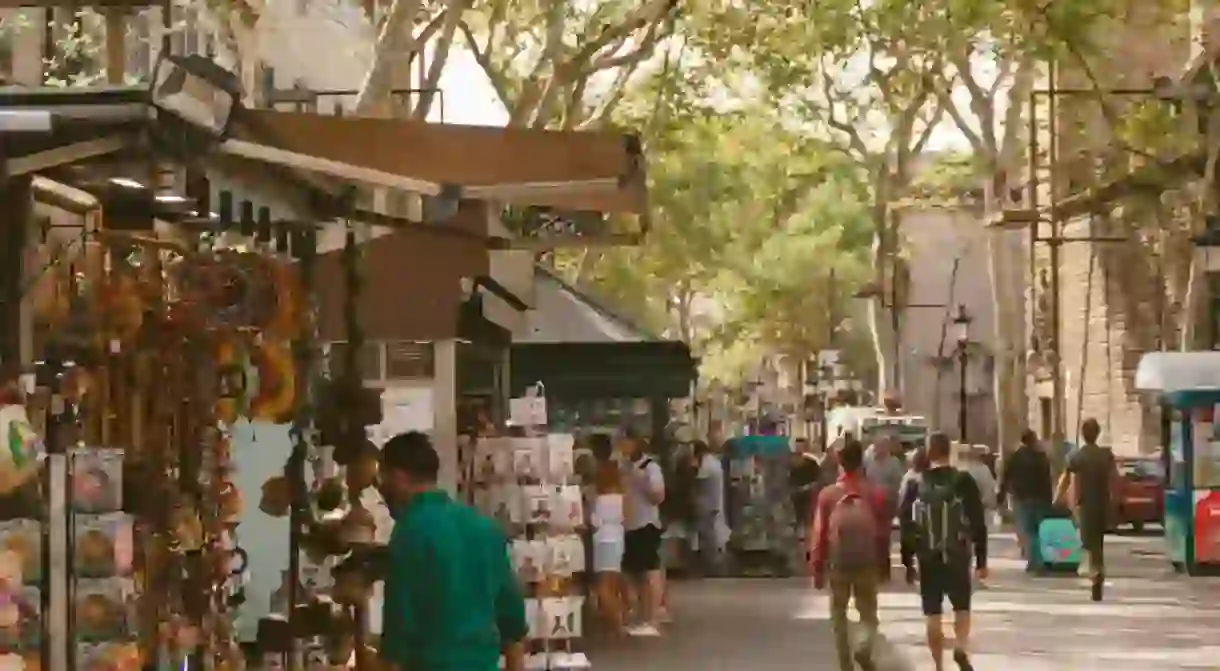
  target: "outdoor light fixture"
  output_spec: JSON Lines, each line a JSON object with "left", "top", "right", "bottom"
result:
{"left": 149, "top": 53, "right": 242, "bottom": 142}
{"left": 952, "top": 304, "right": 972, "bottom": 345}
{"left": 1193, "top": 215, "right": 1220, "bottom": 273}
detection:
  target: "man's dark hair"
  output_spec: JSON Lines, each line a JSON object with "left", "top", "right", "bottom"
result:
{"left": 1081, "top": 418, "right": 1101, "bottom": 444}
{"left": 589, "top": 433, "right": 614, "bottom": 462}
{"left": 1021, "top": 428, "right": 1038, "bottom": 447}
{"left": 382, "top": 431, "right": 440, "bottom": 481}
{"left": 839, "top": 438, "right": 864, "bottom": 473}
{"left": 927, "top": 432, "right": 952, "bottom": 462}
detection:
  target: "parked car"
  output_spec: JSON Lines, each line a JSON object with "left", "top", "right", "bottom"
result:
{"left": 1114, "top": 456, "right": 1164, "bottom": 532}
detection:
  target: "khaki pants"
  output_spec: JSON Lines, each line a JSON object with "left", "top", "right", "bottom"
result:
{"left": 829, "top": 569, "right": 880, "bottom": 671}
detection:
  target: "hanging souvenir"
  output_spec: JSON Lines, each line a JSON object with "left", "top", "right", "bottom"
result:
{"left": 511, "top": 539, "right": 546, "bottom": 584}
{"left": 551, "top": 486, "right": 584, "bottom": 531}
{"left": 0, "top": 520, "right": 40, "bottom": 585}
{"left": 0, "top": 404, "right": 43, "bottom": 496}
{"left": 74, "top": 513, "right": 134, "bottom": 578}
{"left": 250, "top": 339, "right": 296, "bottom": 423}
{"left": 540, "top": 597, "right": 575, "bottom": 639}
{"left": 70, "top": 448, "right": 124, "bottom": 514}
{"left": 75, "top": 579, "right": 133, "bottom": 641}
{"left": 547, "top": 434, "right": 575, "bottom": 481}
{"left": 523, "top": 486, "right": 552, "bottom": 526}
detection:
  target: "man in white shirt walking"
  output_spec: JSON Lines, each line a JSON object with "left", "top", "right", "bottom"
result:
{"left": 619, "top": 429, "right": 666, "bottom": 636}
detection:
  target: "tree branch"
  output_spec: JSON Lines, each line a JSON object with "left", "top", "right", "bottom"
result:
{"left": 818, "top": 59, "right": 871, "bottom": 160}
{"left": 911, "top": 100, "right": 945, "bottom": 157}
{"left": 412, "top": 0, "right": 472, "bottom": 121}
{"left": 937, "top": 80, "right": 987, "bottom": 156}
{"left": 951, "top": 51, "right": 997, "bottom": 153}
{"left": 457, "top": 20, "right": 513, "bottom": 111}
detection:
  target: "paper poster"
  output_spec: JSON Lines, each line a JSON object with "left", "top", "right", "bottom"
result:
{"left": 509, "top": 396, "right": 547, "bottom": 427}
{"left": 381, "top": 386, "right": 434, "bottom": 435}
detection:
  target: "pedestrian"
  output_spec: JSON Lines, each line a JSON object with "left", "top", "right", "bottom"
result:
{"left": 619, "top": 429, "right": 666, "bottom": 636}
{"left": 378, "top": 431, "right": 528, "bottom": 671}
{"left": 956, "top": 445, "right": 997, "bottom": 535}
{"left": 866, "top": 434, "right": 905, "bottom": 518}
{"left": 588, "top": 434, "right": 626, "bottom": 633}
{"left": 901, "top": 446, "right": 930, "bottom": 495}
{"left": 694, "top": 439, "right": 729, "bottom": 576}
{"left": 899, "top": 432, "right": 988, "bottom": 671}
{"left": 810, "top": 438, "right": 890, "bottom": 671}
{"left": 790, "top": 437, "right": 822, "bottom": 531}
{"left": 1054, "top": 418, "right": 1120, "bottom": 601}
{"left": 998, "top": 429, "right": 1053, "bottom": 572}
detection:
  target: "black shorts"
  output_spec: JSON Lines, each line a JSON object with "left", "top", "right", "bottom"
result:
{"left": 918, "top": 559, "right": 972, "bottom": 616}
{"left": 623, "top": 524, "right": 663, "bottom": 573}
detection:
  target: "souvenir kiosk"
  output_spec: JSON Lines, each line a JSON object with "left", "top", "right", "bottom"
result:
{"left": 1134, "top": 351, "right": 1220, "bottom": 575}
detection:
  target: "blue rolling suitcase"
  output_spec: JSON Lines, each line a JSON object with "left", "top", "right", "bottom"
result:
{"left": 1037, "top": 507, "right": 1083, "bottom": 571}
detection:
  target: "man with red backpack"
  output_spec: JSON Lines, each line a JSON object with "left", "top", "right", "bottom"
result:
{"left": 810, "top": 438, "right": 892, "bottom": 671}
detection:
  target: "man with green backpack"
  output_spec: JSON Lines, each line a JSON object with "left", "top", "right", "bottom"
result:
{"left": 899, "top": 433, "right": 989, "bottom": 671}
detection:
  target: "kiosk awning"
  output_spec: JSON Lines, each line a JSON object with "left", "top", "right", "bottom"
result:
{"left": 226, "top": 109, "right": 648, "bottom": 215}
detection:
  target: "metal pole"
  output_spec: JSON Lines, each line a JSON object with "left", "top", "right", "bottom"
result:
{"left": 1050, "top": 234, "right": 1065, "bottom": 449}
{"left": 1046, "top": 60, "right": 1067, "bottom": 456}
{"left": 958, "top": 342, "right": 969, "bottom": 443}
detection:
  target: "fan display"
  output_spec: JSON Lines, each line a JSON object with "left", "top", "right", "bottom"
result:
{"left": 472, "top": 396, "right": 591, "bottom": 671}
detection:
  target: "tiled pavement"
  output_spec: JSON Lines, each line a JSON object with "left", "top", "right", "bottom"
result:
{"left": 591, "top": 532, "right": 1220, "bottom": 670}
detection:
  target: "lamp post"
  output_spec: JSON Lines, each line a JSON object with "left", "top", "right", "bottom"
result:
{"left": 1193, "top": 215, "right": 1220, "bottom": 348}
{"left": 952, "top": 304, "right": 972, "bottom": 443}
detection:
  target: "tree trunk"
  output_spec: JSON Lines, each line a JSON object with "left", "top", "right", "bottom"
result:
{"left": 354, "top": 0, "right": 425, "bottom": 114}
{"left": 867, "top": 224, "right": 899, "bottom": 395}
{"left": 986, "top": 204, "right": 1026, "bottom": 456}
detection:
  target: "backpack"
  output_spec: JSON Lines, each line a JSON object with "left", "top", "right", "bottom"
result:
{"left": 914, "top": 471, "right": 969, "bottom": 561}
{"left": 827, "top": 486, "right": 880, "bottom": 569}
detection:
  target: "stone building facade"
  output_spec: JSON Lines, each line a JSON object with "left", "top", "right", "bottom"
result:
{"left": 1026, "top": 5, "right": 1196, "bottom": 455}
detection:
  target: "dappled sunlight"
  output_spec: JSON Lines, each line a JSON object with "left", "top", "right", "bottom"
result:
{"left": 791, "top": 567, "right": 1220, "bottom": 670}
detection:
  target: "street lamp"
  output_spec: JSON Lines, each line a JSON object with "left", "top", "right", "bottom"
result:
{"left": 952, "top": 304, "right": 972, "bottom": 442}
{"left": 1193, "top": 215, "right": 1220, "bottom": 348}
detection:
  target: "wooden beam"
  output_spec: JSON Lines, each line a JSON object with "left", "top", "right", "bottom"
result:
{"left": 5, "top": 135, "right": 134, "bottom": 176}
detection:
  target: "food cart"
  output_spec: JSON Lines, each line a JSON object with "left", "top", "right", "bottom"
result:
{"left": 1134, "top": 351, "right": 1220, "bottom": 575}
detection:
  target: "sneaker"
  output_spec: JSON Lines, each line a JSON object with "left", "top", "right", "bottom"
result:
{"left": 657, "top": 608, "right": 673, "bottom": 624}
{"left": 626, "top": 623, "right": 662, "bottom": 637}
{"left": 953, "top": 649, "right": 974, "bottom": 671}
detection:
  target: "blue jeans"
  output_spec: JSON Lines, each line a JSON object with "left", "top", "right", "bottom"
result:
{"left": 1012, "top": 501, "right": 1044, "bottom": 569}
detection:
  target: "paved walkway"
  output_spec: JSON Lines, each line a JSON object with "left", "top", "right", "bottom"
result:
{"left": 591, "top": 532, "right": 1220, "bottom": 670}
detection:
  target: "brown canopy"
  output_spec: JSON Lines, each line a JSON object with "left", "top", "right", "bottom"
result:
{"left": 225, "top": 109, "right": 647, "bottom": 216}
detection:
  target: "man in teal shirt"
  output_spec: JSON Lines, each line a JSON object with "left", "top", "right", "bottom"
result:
{"left": 379, "top": 431, "right": 528, "bottom": 671}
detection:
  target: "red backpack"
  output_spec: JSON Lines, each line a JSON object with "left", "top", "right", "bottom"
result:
{"left": 827, "top": 486, "right": 880, "bottom": 569}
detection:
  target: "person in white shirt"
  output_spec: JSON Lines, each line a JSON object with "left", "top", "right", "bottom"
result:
{"left": 619, "top": 429, "right": 665, "bottom": 636}
{"left": 693, "top": 440, "right": 729, "bottom": 575}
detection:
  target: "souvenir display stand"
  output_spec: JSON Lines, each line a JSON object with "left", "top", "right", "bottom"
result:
{"left": 0, "top": 184, "right": 318, "bottom": 671}
{"left": 471, "top": 388, "right": 591, "bottom": 671}
{"left": 724, "top": 435, "right": 797, "bottom": 577}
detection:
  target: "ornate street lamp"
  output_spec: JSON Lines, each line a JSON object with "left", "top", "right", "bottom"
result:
{"left": 952, "top": 304, "right": 972, "bottom": 442}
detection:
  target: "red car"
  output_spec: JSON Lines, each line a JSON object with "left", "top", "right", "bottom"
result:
{"left": 1113, "top": 456, "right": 1164, "bottom": 532}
